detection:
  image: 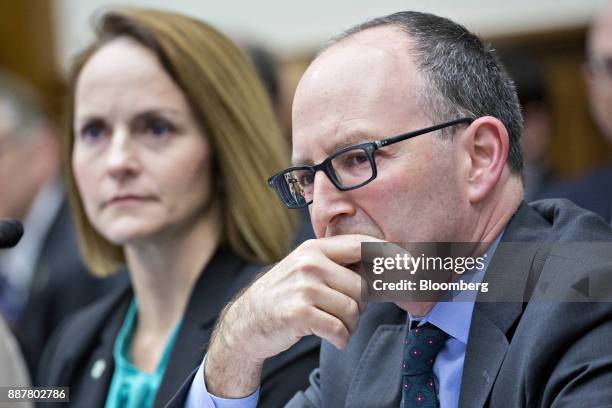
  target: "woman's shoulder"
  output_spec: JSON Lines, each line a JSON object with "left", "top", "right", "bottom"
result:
{"left": 191, "top": 245, "right": 267, "bottom": 297}
{"left": 56, "top": 271, "right": 130, "bottom": 335}
{"left": 73, "top": 284, "right": 129, "bottom": 327}
{"left": 37, "top": 274, "right": 131, "bottom": 385}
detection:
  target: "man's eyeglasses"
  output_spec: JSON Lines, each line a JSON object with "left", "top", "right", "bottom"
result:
{"left": 268, "top": 117, "right": 474, "bottom": 209}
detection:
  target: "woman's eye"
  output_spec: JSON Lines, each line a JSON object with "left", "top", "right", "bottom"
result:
{"left": 146, "top": 119, "right": 173, "bottom": 137}
{"left": 80, "top": 122, "right": 107, "bottom": 142}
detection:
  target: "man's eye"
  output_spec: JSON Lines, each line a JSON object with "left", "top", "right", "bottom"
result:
{"left": 344, "top": 151, "right": 369, "bottom": 167}
{"left": 298, "top": 173, "right": 314, "bottom": 186}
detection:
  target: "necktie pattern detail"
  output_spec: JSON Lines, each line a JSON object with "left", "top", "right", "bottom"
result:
{"left": 400, "top": 322, "right": 449, "bottom": 408}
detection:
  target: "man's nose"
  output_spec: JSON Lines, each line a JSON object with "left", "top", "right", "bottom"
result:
{"left": 309, "top": 171, "right": 356, "bottom": 238}
{"left": 106, "top": 128, "right": 140, "bottom": 180}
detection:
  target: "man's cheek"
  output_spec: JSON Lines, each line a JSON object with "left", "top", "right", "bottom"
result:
{"left": 360, "top": 182, "right": 406, "bottom": 233}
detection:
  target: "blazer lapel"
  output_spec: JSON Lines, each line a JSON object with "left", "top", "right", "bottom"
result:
{"left": 77, "top": 297, "right": 130, "bottom": 407}
{"left": 458, "top": 303, "right": 514, "bottom": 408}
{"left": 459, "top": 202, "right": 552, "bottom": 408}
{"left": 154, "top": 246, "right": 249, "bottom": 407}
{"left": 66, "top": 281, "right": 132, "bottom": 408}
{"left": 345, "top": 303, "right": 406, "bottom": 408}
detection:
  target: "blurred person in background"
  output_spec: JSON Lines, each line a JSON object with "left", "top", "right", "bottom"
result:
{"left": 543, "top": 1, "right": 612, "bottom": 221}
{"left": 0, "top": 71, "right": 124, "bottom": 376}
{"left": 38, "top": 8, "right": 319, "bottom": 408}
{"left": 0, "top": 315, "right": 32, "bottom": 408}
{"left": 243, "top": 44, "right": 282, "bottom": 122}
{"left": 501, "top": 52, "right": 556, "bottom": 202}
{"left": 0, "top": 225, "right": 32, "bottom": 408}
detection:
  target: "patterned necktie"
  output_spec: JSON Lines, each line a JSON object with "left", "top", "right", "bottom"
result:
{"left": 400, "top": 322, "right": 449, "bottom": 408}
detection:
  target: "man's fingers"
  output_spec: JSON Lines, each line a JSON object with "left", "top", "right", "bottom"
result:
{"left": 305, "top": 284, "right": 360, "bottom": 334}
{"left": 314, "top": 256, "right": 365, "bottom": 312}
{"left": 305, "top": 307, "right": 351, "bottom": 350}
{"left": 303, "top": 234, "right": 385, "bottom": 266}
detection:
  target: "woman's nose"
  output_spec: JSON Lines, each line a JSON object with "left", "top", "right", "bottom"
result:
{"left": 106, "top": 128, "right": 140, "bottom": 180}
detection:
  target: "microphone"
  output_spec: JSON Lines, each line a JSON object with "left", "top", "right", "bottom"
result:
{"left": 0, "top": 219, "right": 24, "bottom": 248}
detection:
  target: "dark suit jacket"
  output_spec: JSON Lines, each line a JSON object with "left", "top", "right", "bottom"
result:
{"left": 15, "top": 200, "right": 126, "bottom": 376}
{"left": 281, "top": 199, "right": 612, "bottom": 407}
{"left": 38, "top": 245, "right": 320, "bottom": 408}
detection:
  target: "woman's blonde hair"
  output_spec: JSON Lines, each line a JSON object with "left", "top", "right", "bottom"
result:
{"left": 65, "top": 8, "right": 296, "bottom": 276}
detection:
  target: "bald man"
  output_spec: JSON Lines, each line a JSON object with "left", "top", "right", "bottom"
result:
{"left": 173, "top": 11, "right": 612, "bottom": 408}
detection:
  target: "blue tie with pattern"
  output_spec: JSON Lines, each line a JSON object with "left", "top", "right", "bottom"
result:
{"left": 400, "top": 322, "right": 449, "bottom": 407}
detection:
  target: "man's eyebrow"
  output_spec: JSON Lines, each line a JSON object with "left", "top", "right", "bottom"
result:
{"left": 291, "top": 130, "right": 374, "bottom": 167}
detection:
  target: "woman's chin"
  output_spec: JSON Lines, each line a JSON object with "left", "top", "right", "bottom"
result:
{"left": 97, "top": 224, "right": 162, "bottom": 246}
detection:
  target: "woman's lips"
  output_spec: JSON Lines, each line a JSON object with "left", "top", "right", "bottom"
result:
{"left": 104, "top": 195, "right": 155, "bottom": 208}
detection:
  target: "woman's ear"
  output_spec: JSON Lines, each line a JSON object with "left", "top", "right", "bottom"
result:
{"left": 460, "top": 116, "right": 509, "bottom": 203}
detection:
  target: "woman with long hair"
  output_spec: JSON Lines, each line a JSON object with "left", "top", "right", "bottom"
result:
{"left": 38, "top": 8, "right": 318, "bottom": 407}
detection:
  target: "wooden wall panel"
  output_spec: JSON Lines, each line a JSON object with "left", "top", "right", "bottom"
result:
{"left": 0, "top": 0, "right": 63, "bottom": 120}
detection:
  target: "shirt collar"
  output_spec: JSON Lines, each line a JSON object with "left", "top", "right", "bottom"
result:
{"left": 408, "top": 231, "right": 504, "bottom": 344}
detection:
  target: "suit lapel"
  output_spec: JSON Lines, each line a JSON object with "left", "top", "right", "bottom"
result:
{"left": 459, "top": 202, "right": 552, "bottom": 408}
{"left": 458, "top": 303, "right": 513, "bottom": 408}
{"left": 77, "top": 298, "right": 130, "bottom": 407}
{"left": 154, "top": 246, "right": 249, "bottom": 407}
{"left": 345, "top": 303, "right": 406, "bottom": 408}
{"left": 66, "top": 281, "right": 131, "bottom": 408}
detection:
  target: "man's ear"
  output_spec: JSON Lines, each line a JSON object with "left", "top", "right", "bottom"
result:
{"left": 460, "top": 116, "right": 509, "bottom": 203}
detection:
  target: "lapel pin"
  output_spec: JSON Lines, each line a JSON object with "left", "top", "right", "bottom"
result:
{"left": 91, "top": 359, "right": 106, "bottom": 379}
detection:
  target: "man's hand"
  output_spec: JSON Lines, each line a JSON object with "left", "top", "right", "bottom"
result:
{"left": 204, "top": 234, "right": 380, "bottom": 398}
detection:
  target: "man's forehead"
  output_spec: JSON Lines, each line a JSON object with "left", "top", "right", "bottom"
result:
{"left": 291, "top": 125, "right": 376, "bottom": 165}
{"left": 307, "top": 26, "right": 413, "bottom": 78}
{"left": 291, "top": 27, "right": 423, "bottom": 165}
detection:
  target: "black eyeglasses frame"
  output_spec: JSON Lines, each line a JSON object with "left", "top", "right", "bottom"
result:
{"left": 268, "top": 117, "right": 475, "bottom": 209}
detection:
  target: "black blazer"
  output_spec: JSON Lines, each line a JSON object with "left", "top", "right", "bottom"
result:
{"left": 38, "top": 245, "right": 320, "bottom": 407}
{"left": 16, "top": 199, "right": 127, "bottom": 376}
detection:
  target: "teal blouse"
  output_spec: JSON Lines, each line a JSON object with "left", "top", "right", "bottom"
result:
{"left": 104, "top": 300, "right": 181, "bottom": 408}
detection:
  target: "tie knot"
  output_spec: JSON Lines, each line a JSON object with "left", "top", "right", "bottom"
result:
{"left": 402, "top": 322, "right": 448, "bottom": 376}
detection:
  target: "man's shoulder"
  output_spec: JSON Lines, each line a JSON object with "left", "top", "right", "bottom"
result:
{"left": 37, "top": 279, "right": 130, "bottom": 385}
{"left": 505, "top": 199, "right": 612, "bottom": 301}
{"left": 526, "top": 198, "right": 612, "bottom": 242}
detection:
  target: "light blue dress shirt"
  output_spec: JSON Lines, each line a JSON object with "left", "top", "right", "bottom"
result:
{"left": 185, "top": 234, "right": 502, "bottom": 408}
{"left": 185, "top": 356, "right": 259, "bottom": 408}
